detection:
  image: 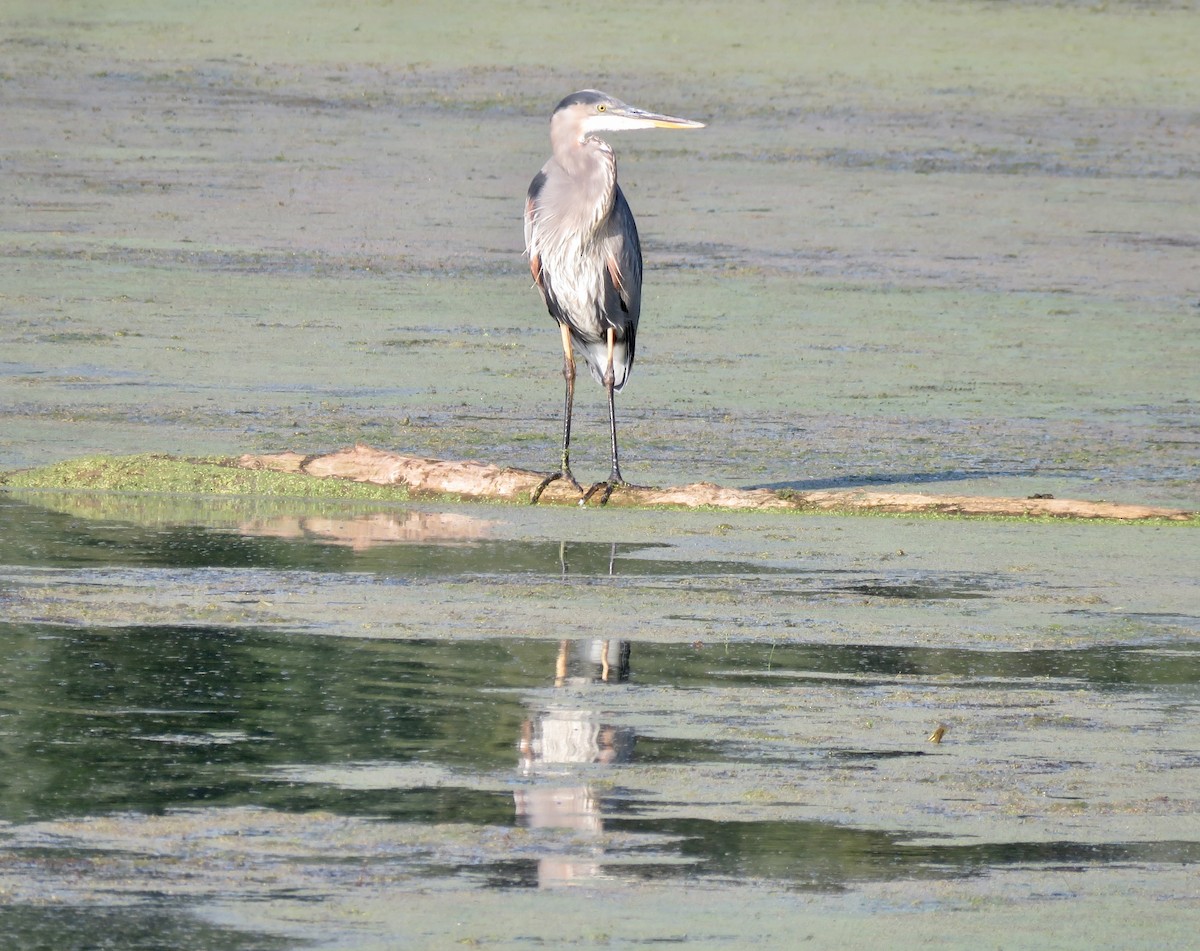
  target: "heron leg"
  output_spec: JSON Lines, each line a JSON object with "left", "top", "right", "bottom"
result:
{"left": 531, "top": 324, "right": 584, "bottom": 503}
{"left": 582, "top": 328, "right": 627, "bottom": 507}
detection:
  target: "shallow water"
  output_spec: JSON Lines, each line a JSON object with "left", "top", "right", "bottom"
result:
{"left": 2, "top": 491, "right": 1198, "bottom": 947}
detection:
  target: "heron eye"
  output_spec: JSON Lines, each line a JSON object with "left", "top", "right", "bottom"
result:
{"left": 597, "top": 103, "right": 607, "bottom": 113}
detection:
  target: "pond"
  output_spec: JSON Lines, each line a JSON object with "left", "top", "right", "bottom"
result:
{"left": 1, "top": 492, "right": 1197, "bottom": 948}
{"left": 2, "top": 0, "right": 1198, "bottom": 945}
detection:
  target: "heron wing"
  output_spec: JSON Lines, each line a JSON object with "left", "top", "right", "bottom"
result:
{"left": 600, "top": 186, "right": 643, "bottom": 364}
{"left": 525, "top": 170, "right": 549, "bottom": 296}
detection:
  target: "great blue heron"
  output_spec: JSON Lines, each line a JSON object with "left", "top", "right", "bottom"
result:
{"left": 524, "top": 90, "right": 704, "bottom": 505}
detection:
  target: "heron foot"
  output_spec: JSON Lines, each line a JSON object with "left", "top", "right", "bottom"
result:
{"left": 580, "top": 478, "right": 637, "bottom": 507}
{"left": 530, "top": 469, "right": 584, "bottom": 504}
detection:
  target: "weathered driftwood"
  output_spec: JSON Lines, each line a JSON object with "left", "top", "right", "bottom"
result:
{"left": 235, "top": 444, "right": 1194, "bottom": 521}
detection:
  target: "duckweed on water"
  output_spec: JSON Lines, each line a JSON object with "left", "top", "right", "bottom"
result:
{"left": 0, "top": 453, "right": 410, "bottom": 501}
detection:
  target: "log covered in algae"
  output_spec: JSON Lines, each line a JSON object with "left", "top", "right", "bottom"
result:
{"left": 236, "top": 444, "right": 1195, "bottom": 522}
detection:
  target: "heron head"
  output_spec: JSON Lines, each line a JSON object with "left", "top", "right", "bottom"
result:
{"left": 552, "top": 90, "right": 705, "bottom": 142}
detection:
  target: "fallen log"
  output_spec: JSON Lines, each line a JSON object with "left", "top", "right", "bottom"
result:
{"left": 234, "top": 444, "right": 1194, "bottom": 522}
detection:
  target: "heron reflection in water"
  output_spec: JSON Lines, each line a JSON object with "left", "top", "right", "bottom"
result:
{"left": 515, "top": 639, "right": 634, "bottom": 886}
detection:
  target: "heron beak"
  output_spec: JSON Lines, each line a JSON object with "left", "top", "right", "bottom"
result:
{"left": 578, "top": 100, "right": 706, "bottom": 136}
{"left": 621, "top": 105, "right": 706, "bottom": 130}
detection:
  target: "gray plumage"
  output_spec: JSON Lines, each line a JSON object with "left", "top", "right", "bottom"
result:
{"left": 524, "top": 90, "right": 704, "bottom": 505}
{"left": 525, "top": 91, "right": 643, "bottom": 391}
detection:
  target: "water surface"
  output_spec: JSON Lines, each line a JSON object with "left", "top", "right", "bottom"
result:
{"left": 2, "top": 0, "right": 1198, "bottom": 945}
{"left": 2, "top": 491, "right": 1197, "bottom": 947}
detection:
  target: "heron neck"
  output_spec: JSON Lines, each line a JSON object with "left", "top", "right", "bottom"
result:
{"left": 554, "top": 137, "right": 617, "bottom": 233}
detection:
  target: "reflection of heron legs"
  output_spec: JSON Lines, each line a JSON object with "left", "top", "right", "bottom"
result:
{"left": 583, "top": 328, "right": 630, "bottom": 506}
{"left": 555, "top": 639, "right": 570, "bottom": 687}
{"left": 532, "top": 325, "right": 585, "bottom": 503}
